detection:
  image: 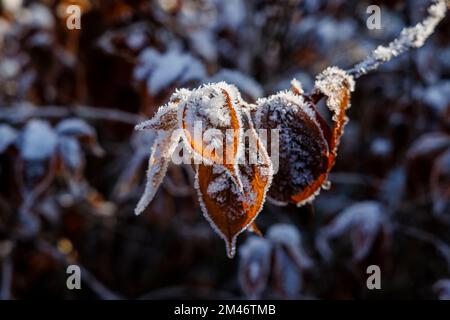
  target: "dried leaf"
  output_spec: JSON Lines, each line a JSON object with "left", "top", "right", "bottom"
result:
{"left": 56, "top": 118, "right": 104, "bottom": 157}
{"left": 195, "top": 113, "right": 272, "bottom": 258}
{"left": 316, "top": 201, "right": 388, "bottom": 262}
{"left": 180, "top": 82, "right": 244, "bottom": 189}
{"left": 254, "top": 91, "right": 330, "bottom": 205}
{"left": 135, "top": 102, "right": 179, "bottom": 131}
{"left": 134, "top": 130, "right": 180, "bottom": 215}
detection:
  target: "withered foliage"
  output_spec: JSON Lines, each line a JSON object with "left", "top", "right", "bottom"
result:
{"left": 0, "top": 0, "right": 449, "bottom": 300}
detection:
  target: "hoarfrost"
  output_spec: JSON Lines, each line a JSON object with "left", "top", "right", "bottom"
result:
{"left": 347, "top": 0, "right": 447, "bottom": 78}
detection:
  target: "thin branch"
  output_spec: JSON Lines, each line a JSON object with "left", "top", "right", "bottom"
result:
{"left": 0, "top": 104, "right": 144, "bottom": 125}
{"left": 36, "top": 240, "right": 122, "bottom": 300}
{"left": 346, "top": 0, "right": 448, "bottom": 79}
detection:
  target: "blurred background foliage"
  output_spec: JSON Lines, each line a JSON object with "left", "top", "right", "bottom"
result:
{"left": 0, "top": 0, "right": 449, "bottom": 299}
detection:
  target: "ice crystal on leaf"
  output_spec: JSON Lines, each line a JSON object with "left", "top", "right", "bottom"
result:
{"left": 133, "top": 0, "right": 447, "bottom": 256}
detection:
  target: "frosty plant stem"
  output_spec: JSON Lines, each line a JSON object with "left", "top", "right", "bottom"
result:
{"left": 134, "top": 0, "right": 447, "bottom": 258}
{"left": 346, "top": 0, "right": 448, "bottom": 79}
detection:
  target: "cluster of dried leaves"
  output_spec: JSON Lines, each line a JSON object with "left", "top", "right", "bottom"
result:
{"left": 0, "top": 0, "right": 449, "bottom": 299}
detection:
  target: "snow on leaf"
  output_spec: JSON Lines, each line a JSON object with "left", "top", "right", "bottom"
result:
{"left": 271, "top": 242, "right": 302, "bottom": 298}
{"left": 238, "top": 236, "right": 272, "bottom": 299}
{"left": 0, "top": 124, "right": 18, "bottom": 153}
{"left": 180, "top": 82, "right": 244, "bottom": 189}
{"left": 19, "top": 119, "right": 58, "bottom": 161}
{"left": 314, "top": 67, "right": 355, "bottom": 157}
{"left": 135, "top": 101, "right": 179, "bottom": 131}
{"left": 195, "top": 112, "right": 273, "bottom": 258}
{"left": 57, "top": 135, "right": 84, "bottom": 176}
{"left": 254, "top": 90, "right": 330, "bottom": 206}
{"left": 316, "top": 201, "right": 388, "bottom": 262}
{"left": 134, "top": 130, "right": 180, "bottom": 215}
{"left": 407, "top": 132, "right": 450, "bottom": 160}
{"left": 56, "top": 118, "right": 104, "bottom": 157}
{"left": 267, "top": 224, "right": 314, "bottom": 270}
{"left": 134, "top": 48, "right": 206, "bottom": 96}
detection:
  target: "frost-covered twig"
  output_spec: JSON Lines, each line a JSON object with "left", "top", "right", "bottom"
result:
{"left": 346, "top": 0, "right": 448, "bottom": 79}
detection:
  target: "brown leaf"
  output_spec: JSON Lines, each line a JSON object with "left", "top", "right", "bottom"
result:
{"left": 195, "top": 114, "right": 272, "bottom": 258}
{"left": 134, "top": 130, "right": 179, "bottom": 215}
{"left": 255, "top": 91, "right": 330, "bottom": 205}
{"left": 180, "top": 83, "right": 244, "bottom": 189}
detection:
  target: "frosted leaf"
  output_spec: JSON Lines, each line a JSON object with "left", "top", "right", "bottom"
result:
{"left": 238, "top": 236, "right": 272, "bottom": 299}
{"left": 0, "top": 124, "right": 18, "bottom": 153}
{"left": 180, "top": 82, "right": 245, "bottom": 188}
{"left": 209, "top": 69, "right": 263, "bottom": 101}
{"left": 19, "top": 119, "right": 58, "bottom": 161}
{"left": 134, "top": 130, "right": 180, "bottom": 215}
{"left": 423, "top": 81, "right": 450, "bottom": 114}
{"left": 58, "top": 136, "right": 83, "bottom": 174}
{"left": 195, "top": 112, "right": 273, "bottom": 258}
{"left": 407, "top": 133, "right": 450, "bottom": 160}
{"left": 254, "top": 90, "right": 330, "bottom": 206}
{"left": 316, "top": 201, "right": 388, "bottom": 262}
{"left": 189, "top": 30, "right": 217, "bottom": 61}
{"left": 135, "top": 102, "right": 179, "bottom": 131}
{"left": 56, "top": 118, "right": 96, "bottom": 137}
{"left": 56, "top": 118, "right": 104, "bottom": 157}
{"left": 267, "top": 224, "right": 314, "bottom": 270}
{"left": 272, "top": 244, "right": 302, "bottom": 298}
{"left": 134, "top": 48, "right": 206, "bottom": 95}
{"left": 267, "top": 224, "right": 301, "bottom": 246}
{"left": 314, "top": 67, "right": 355, "bottom": 118}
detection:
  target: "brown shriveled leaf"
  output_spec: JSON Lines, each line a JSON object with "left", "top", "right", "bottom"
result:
{"left": 135, "top": 102, "right": 179, "bottom": 131}
{"left": 195, "top": 113, "right": 272, "bottom": 258}
{"left": 254, "top": 67, "right": 354, "bottom": 206}
{"left": 254, "top": 91, "right": 330, "bottom": 206}
{"left": 180, "top": 82, "right": 244, "bottom": 189}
